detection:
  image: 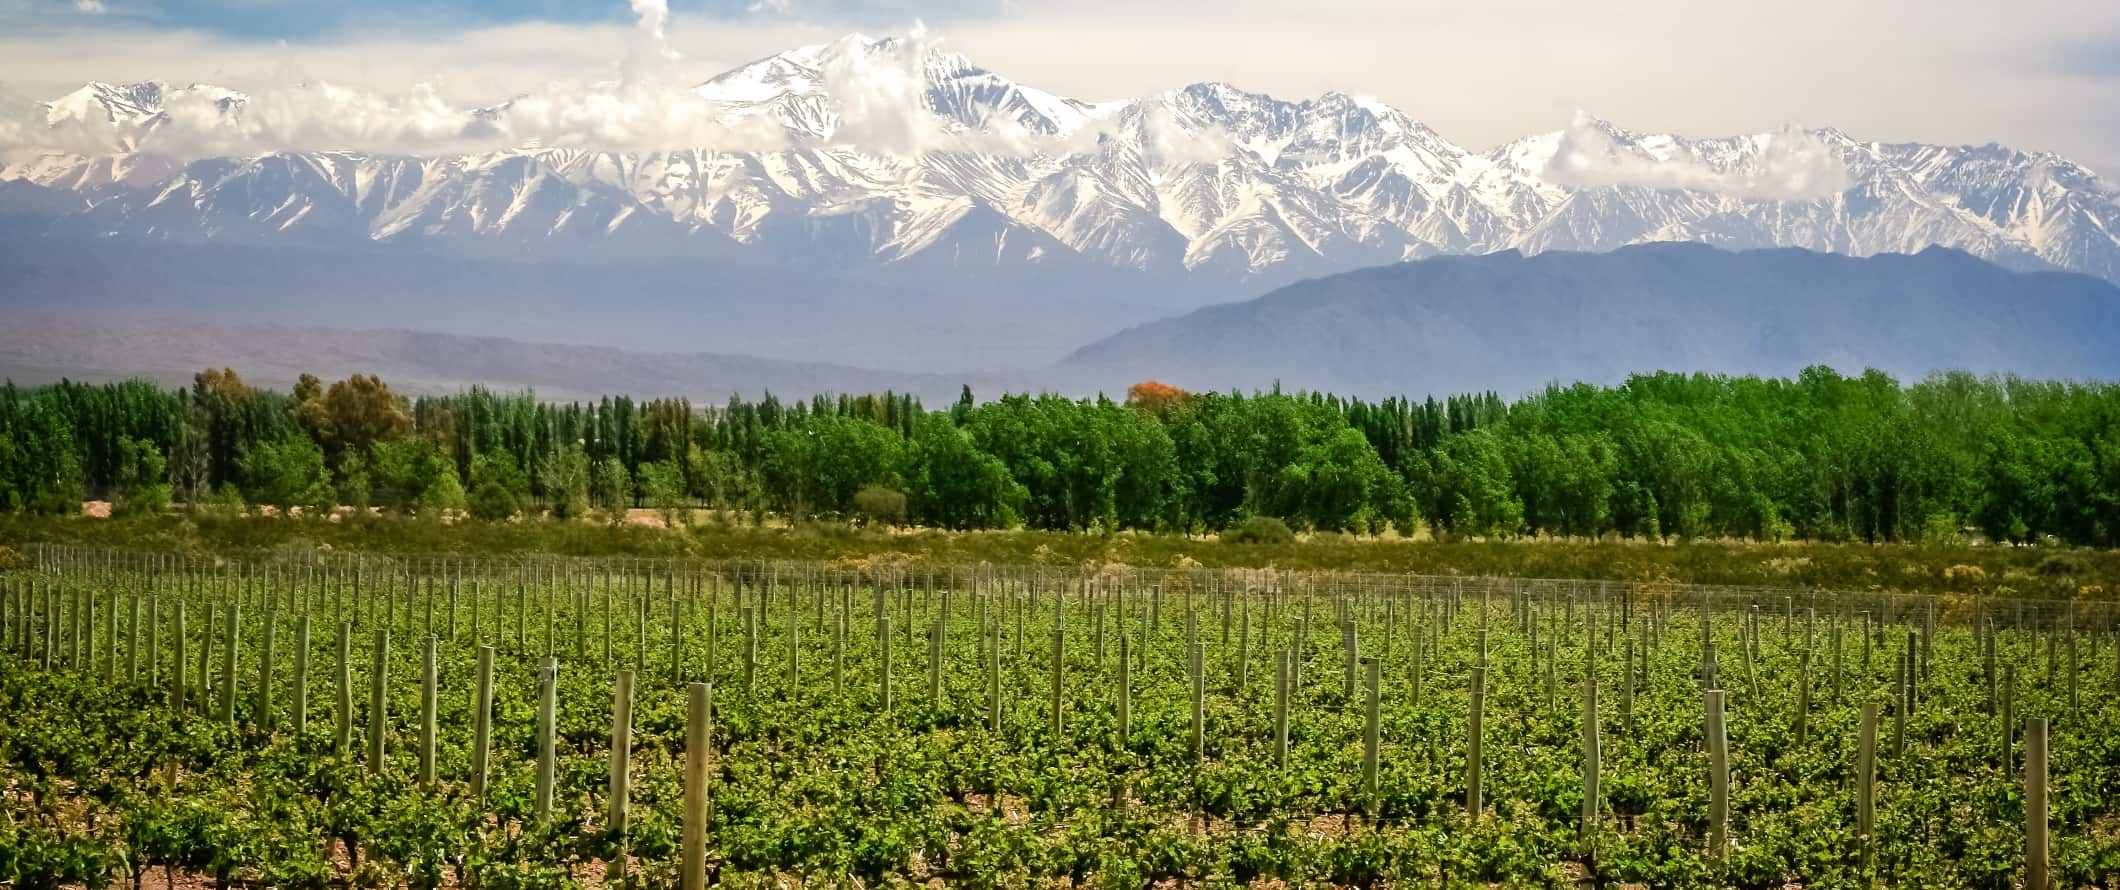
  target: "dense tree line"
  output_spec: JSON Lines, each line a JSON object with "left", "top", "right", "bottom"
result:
{"left": 1, "top": 368, "right": 2116, "bottom": 545}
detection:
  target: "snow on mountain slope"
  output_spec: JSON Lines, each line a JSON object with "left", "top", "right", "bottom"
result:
{"left": 3, "top": 33, "right": 2118, "bottom": 290}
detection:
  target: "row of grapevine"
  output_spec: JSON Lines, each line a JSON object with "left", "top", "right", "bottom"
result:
{"left": 3, "top": 544, "right": 2117, "bottom": 887}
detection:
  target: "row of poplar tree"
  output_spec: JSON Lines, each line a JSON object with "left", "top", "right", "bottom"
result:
{"left": 0, "top": 366, "right": 2116, "bottom": 545}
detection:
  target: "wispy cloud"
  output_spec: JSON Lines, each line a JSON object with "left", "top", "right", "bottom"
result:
{"left": 0, "top": 0, "right": 2115, "bottom": 175}
{"left": 1542, "top": 114, "right": 1852, "bottom": 201}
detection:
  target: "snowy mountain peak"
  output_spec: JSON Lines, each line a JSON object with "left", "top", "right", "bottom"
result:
{"left": 5, "top": 39, "right": 2118, "bottom": 289}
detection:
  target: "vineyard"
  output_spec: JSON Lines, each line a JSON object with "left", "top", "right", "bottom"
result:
{"left": 2, "top": 547, "right": 2118, "bottom": 888}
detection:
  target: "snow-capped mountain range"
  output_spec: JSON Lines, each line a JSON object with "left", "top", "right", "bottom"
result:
{"left": 5, "top": 33, "right": 2119, "bottom": 295}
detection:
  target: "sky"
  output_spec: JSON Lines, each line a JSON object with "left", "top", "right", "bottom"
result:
{"left": 0, "top": 0, "right": 2117, "bottom": 175}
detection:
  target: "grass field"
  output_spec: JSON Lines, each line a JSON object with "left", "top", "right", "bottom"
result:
{"left": 1, "top": 511, "right": 2114, "bottom": 601}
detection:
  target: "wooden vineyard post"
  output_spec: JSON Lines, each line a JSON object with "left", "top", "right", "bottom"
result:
{"left": 147, "top": 585, "right": 160, "bottom": 686}
{"left": 335, "top": 623, "right": 352, "bottom": 754}
{"left": 172, "top": 601, "right": 188, "bottom": 713}
{"left": 1273, "top": 650, "right": 1289, "bottom": 766}
{"left": 833, "top": 609, "right": 846, "bottom": 697}
{"left": 293, "top": 616, "right": 311, "bottom": 735}
{"left": 1293, "top": 619, "right": 1308, "bottom": 693}
{"left": 879, "top": 615, "right": 893, "bottom": 712}
{"left": 1905, "top": 631, "right": 1919, "bottom": 717}
{"left": 1892, "top": 649, "right": 1908, "bottom": 758}
{"left": 257, "top": 612, "right": 279, "bottom": 732}
{"left": 1235, "top": 603, "right": 1251, "bottom": 692}
{"left": 1468, "top": 665, "right": 1487, "bottom": 819}
{"left": 681, "top": 683, "right": 713, "bottom": 890}
{"left": 608, "top": 669, "right": 635, "bottom": 884}
{"left": 1868, "top": 609, "right": 1884, "bottom": 673}
{"left": 1833, "top": 620, "right": 1848, "bottom": 701}
{"left": 1794, "top": 648, "right": 1812, "bottom": 746}
{"left": 541, "top": 571, "right": 558, "bottom": 658}
{"left": 1985, "top": 627, "right": 1999, "bottom": 714}
{"left": 1582, "top": 664, "right": 1600, "bottom": 851}
{"left": 786, "top": 600, "right": 800, "bottom": 699}
{"left": 219, "top": 604, "right": 240, "bottom": 723}
{"left": 1091, "top": 602, "right": 1105, "bottom": 670}
{"left": 102, "top": 587, "right": 115, "bottom": 682}
{"left": 1856, "top": 702, "right": 1877, "bottom": 876}
{"left": 367, "top": 629, "right": 389, "bottom": 774}
{"left": 471, "top": 645, "right": 494, "bottom": 803}
{"left": 928, "top": 619, "right": 944, "bottom": 704}
{"left": 2067, "top": 633, "right": 2079, "bottom": 720}
{"left": 671, "top": 593, "right": 684, "bottom": 686}
{"left": 1051, "top": 617, "right": 1066, "bottom": 737}
{"left": 2026, "top": 717, "right": 2049, "bottom": 890}
{"left": 126, "top": 597, "right": 140, "bottom": 682}
{"left": 418, "top": 637, "right": 439, "bottom": 788}
{"left": 196, "top": 602, "right": 214, "bottom": 713}
{"left": 1620, "top": 637, "right": 1634, "bottom": 731}
{"left": 631, "top": 587, "right": 642, "bottom": 671}
{"left": 1189, "top": 642, "right": 1206, "bottom": 761}
{"left": 43, "top": 583, "right": 55, "bottom": 671}
{"left": 1411, "top": 623, "right": 1426, "bottom": 707}
{"left": 2001, "top": 665, "right": 2017, "bottom": 768}
{"left": 1117, "top": 632, "right": 1131, "bottom": 744}
{"left": 991, "top": 624, "right": 1005, "bottom": 733}
{"left": 1705, "top": 689, "right": 1730, "bottom": 860}
{"left": 535, "top": 656, "right": 558, "bottom": 821}
{"left": 741, "top": 606, "right": 756, "bottom": 692}
{"left": 1341, "top": 620, "right": 1358, "bottom": 700}
{"left": 1362, "top": 656, "right": 1381, "bottom": 815}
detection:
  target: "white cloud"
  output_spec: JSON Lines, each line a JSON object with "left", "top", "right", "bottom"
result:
{"left": 0, "top": 0, "right": 2114, "bottom": 174}
{"left": 73, "top": 0, "right": 103, "bottom": 13}
{"left": 1542, "top": 114, "right": 1852, "bottom": 201}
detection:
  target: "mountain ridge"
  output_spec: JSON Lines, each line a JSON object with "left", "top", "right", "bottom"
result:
{"left": 1054, "top": 242, "right": 2120, "bottom": 398}
{"left": 4, "top": 35, "right": 2119, "bottom": 371}
{"left": 4, "top": 244, "right": 2114, "bottom": 403}
{"left": 4, "top": 34, "right": 2116, "bottom": 292}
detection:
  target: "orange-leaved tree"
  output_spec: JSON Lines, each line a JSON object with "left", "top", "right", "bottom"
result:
{"left": 1126, "top": 381, "right": 1190, "bottom": 415}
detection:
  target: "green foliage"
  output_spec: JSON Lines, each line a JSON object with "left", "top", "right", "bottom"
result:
{"left": 366, "top": 438, "right": 460, "bottom": 517}
{"left": 237, "top": 434, "right": 333, "bottom": 515}
{"left": 0, "top": 391, "right": 85, "bottom": 515}
{"left": 202, "top": 482, "right": 247, "bottom": 517}
{"left": 10, "top": 366, "right": 2120, "bottom": 548}
{"left": 9, "top": 556, "right": 2120, "bottom": 888}
{"left": 590, "top": 458, "right": 630, "bottom": 514}
{"left": 1413, "top": 428, "right": 1523, "bottom": 539}
{"left": 852, "top": 485, "right": 907, "bottom": 527}
{"left": 760, "top": 414, "right": 904, "bottom": 520}
{"left": 636, "top": 459, "right": 687, "bottom": 525}
{"left": 905, "top": 415, "right": 1023, "bottom": 530}
{"left": 413, "top": 467, "right": 467, "bottom": 518}
{"left": 466, "top": 479, "right": 520, "bottom": 522}
{"left": 111, "top": 437, "right": 171, "bottom": 518}
{"left": 1221, "top": 514, "right": 1296, "bottom": 545}
{"left": 539, "top": 445, "right": 591, "bottom": 520}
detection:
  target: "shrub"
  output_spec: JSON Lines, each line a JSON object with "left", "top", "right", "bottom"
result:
{"left": 202, "top": 483, "right": 247, "bottom": 518}
{"left": 854, "top": 485, "right": 908, "bottom": 528}
{"left": 467, "top": 479, "right": 520, "bottom": 522}
{"left": 1222, "top": 515, "right": 1296, "bottom": 546}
